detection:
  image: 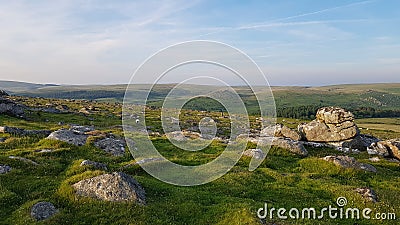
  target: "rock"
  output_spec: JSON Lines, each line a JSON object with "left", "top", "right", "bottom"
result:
{"left": 355, "top": 187, "right": 378, "bottom": 203}
{"left": 46, "top": 129, "right": 88, "bottom": 146}
{"left": 70, "top": 125, "right": 95, "bottom": 135}
{"left": 79, "top": 107, "right": 91, "bottom": 114}
{"left": 368, "top": 139, "right": 400, "bottom": 160}
{"left": 322, "top": 155, "right": 377, "bottom": 172}
{"left": 0, "top": 164, "right": 11, "bottom": 174}
{"left": 0, "top": 137, "right": 6, "bottom": 142}
{"left": 298, "top": 107, "right": 358, "bottom": 142}
{"left": 261, "top": 124, "right": 302, "bottom": 141}
{"left": 72, "top": 172, "right": 146, "bottom": 204}
{"left": 271, "top": 138, "right": 308, "bottom": 156}
{"left": 0, "top": 96, "right": 25, "bottom": 118}
{"left": 80, "top": 160, "right": 108, "bottom": 170}
{"left": 0, "top": 90, "right": 9, "bottom": 96}
{"left": 31, "top": 202, "right": 58, "bottom": 221}
{"left": 94, "top": 137, "right": 126, "bottom": 156}
{"left": 0, "top": 126, "right": 51, "bottom": 136}
{"left": 243, "top": 148, "right": 266, "bottom": 159}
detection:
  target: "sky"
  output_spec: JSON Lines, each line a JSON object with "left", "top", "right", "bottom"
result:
{"left": 0, "top": 0, "right": 399, "bottom": 86}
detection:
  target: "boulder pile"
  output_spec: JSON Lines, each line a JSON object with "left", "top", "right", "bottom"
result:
{"left": 298, "top": 107, "right": 358, "bottom": 142}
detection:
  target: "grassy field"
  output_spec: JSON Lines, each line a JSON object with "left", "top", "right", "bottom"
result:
{"left": 0, "top": 96, "right": 399, "bottom": 224}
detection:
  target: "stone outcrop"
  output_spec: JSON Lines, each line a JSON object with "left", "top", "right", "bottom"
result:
{"left": 368, "top": 139, "right": 400, "bottom": 160}
{"left": 298, "top": 107, "right": 358, "bottom": 142}
{"left": 94, "top": 136, "right": 126, "bottom": 156}
{"left": 322, "top": 155, "right": 377, "bottom": 172}
{"left": 0, "top": 96, "right": 25, "bottom": 118}
{"left": 0, "top": 126, "right": 51, "bottom": 136}
{"left": 72, "top": 172, "right": 146, "bottom": 204}
{"left": 30, "top": 202, "right": 58, "bottom": 221}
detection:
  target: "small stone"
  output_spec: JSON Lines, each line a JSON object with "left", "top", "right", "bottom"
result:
{"left": 369, "top": 157, "right": 380, "bottom": 162}
{"left": 80, "top": 160, "right": 107, "bottom": 170}
{"left": 243, "top": 149, "right": 266, "bottom": 159}
{"left": 0, "top": 164, "right": 12, "bottom": 174}
{"left": 31, "top": 202, "right": 58, "bottom": 221}
{"left": 355, "top": 187, "right": 378, "bottom": 203}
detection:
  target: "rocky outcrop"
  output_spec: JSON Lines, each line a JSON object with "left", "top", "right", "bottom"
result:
{"left": 0, "top": 96, "right": 25, "bottom": 118}
{"left": 31, "top": 202, "right": 58, "bottom": 221}
{"left": 298, "top": 107, "right": 358, "bottom": 142}
{"left": 47, "top": 128, "right": 88, "bottom": 146}
{"left": 94, "top": 136, "right": 126, "bottom": 156}
{"left": 0, "top": 164, "right": 11, "bottom": 174}
{"left": 72, "top": 172, "right": 146, "bottom": 204}
{"left": 0, "top": 126, "right": 51, "bottom": 136}
{"left": 322, "top": 155, "right": 377, "bottom": 172}
{"left": 261, "top": 124, "right": 301, "bottom": 141}
{"left": 368, "top": 139, "right": 400, "bottom": 160}
{"left": 80, "top": 160, "right": 108, "bottom": 170}
{"left": 355, "top": 187, "right": 378, "bottom": 203}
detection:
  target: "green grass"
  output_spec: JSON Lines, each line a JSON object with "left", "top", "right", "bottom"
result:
{"left": 0, "top": 96, "right": 399, "bottom": 224}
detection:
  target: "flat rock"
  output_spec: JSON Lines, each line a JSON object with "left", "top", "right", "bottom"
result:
{"left": 94, "top": 137, "right": 126, "bottom": 156}
{"left": 0, "top": 164, "right": 11, "bottom": 174}
{"left": 322, "top": 155, "right": 377, "bottom": 172}
{"left": 46, "top": 129, "right": 88, "bottom": 146}
{"left": 80, "top": 160, "right": 107, "bottom": 170}
{"left": 72, "top": 172, "right": 146, "bottom": 204}
{"left": 31, "top": 202, "right": 58, "bottom": 221}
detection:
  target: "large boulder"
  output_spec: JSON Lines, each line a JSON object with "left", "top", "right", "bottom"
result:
{"left": 0, "top": 96, "right": 25, "bottom": 118}
{"left": 322, "top": 155, "right": 377, "bottom": 172}
{"left": 256, "top": 137, "right": 308, "bottom": 156}
{"left": 30, "top": 202, "right": 58, "bottom": 221}
{"left": 298, "top": 107, "right": 358, "bottom": 142}
{"left": 72, "top": 172, "right": 146, "bottom": 204}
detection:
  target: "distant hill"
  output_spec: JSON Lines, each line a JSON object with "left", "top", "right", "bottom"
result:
{"left": 0, "top": 80, "right": 59, "bottom": 93}
{"left": 1, "top": 80, "right": 399, "bottom": 118}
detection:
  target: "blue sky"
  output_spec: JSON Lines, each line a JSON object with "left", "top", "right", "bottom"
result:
{"left": 0, "top": 0, "right": 399, "bottom": 85}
